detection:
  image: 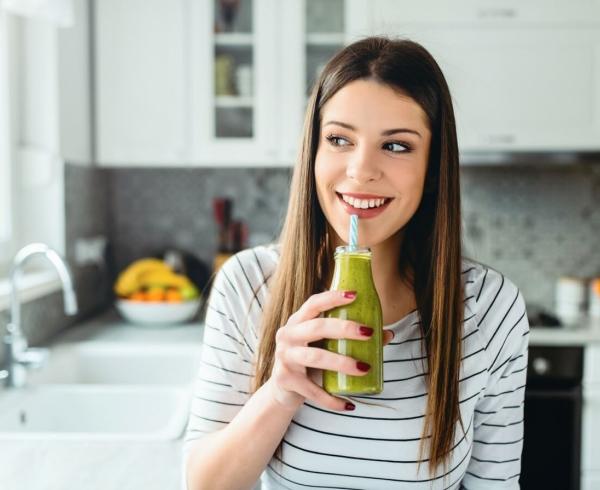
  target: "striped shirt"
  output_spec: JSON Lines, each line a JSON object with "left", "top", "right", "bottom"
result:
{"left": 184, "top": 244, "right": 530, "bottom": 489}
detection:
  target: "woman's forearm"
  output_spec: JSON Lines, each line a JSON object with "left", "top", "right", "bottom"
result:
{"left": 186, "top": 379, "right": 301, "bottom": 490}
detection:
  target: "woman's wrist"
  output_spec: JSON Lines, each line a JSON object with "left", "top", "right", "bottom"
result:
{"left": 264, "top": 377, "right": 305, "bottom": 414}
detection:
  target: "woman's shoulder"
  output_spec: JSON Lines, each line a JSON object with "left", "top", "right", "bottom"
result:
{"left": 461, "top": 258, "right": 529, "bottom": 361}
{"left": 214, "top": 243, "right": 281, "bottom": 299}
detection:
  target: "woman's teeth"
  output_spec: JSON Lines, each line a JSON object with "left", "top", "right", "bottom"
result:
{"left": 340, "top": 194, "right": 387, "bottom": 209}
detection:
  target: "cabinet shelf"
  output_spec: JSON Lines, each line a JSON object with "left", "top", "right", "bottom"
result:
{"left": 214, "top": 33, "right": 254, "bottom": 47}
{"left": 215, "top": 95, "right": 254, "bottom": 108}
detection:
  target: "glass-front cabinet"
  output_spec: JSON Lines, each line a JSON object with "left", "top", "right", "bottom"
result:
{"left": 278, "top": 0, "right": 370, "bottom": 164}
{"left": 191, "top": 0, "right": 279, "bottom": 165}
{"left": 194, "top": 0, "right": 369, "bottom": 166}
{"left": 94, "top": 0, "right": 369, "bottom": 167}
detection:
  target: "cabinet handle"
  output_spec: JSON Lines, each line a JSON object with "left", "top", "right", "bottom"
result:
{"left": 485, "top": 133, "right": 516, "bottom": 145}
{"left": 477, "top": 8, "right": 517, "bottom": 19}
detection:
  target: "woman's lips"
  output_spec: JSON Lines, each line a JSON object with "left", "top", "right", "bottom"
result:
{"left": 335, "top": 192, "right": 392, "bottom": 219}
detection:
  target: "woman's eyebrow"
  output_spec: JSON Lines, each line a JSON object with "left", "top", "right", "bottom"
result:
{"left": 323, "top": 120, "right": 422, "bottom": 139}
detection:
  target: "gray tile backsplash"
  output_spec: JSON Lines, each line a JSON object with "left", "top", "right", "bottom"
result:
{"left": 461, "top": 165, "right": 600, "bottom": 310}
{"left": 105, "top": 164, "right": 600, "bottom": 312}
{"left": 105, "top": 167, "right": 291, "bottom": 273}
{"left": 3, "top": 162, "right": 599, "bottom": 361}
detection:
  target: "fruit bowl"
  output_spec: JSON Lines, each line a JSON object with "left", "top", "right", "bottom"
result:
{"left": 115, "top": 298, "right": 202, "bottom": 326}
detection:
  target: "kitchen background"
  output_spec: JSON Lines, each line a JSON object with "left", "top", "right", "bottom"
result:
{"left": 1, "top": 0, "right": 600, "bottom": 489}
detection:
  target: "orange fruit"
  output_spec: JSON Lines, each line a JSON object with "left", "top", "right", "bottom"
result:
{"left": 165, "top": 289, "right": 183, "bottom": 303}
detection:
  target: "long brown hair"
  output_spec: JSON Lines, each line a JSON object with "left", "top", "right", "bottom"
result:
{"left": 252, "top": 36, "right": 464, "bottom": 476}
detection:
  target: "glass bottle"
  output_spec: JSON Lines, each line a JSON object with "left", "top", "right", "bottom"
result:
{"left": 323, "top": 246, "right": 383, "bottom": 395}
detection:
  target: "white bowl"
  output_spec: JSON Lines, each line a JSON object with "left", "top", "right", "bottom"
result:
{"left": 115, "top": 298, "right": 201, "bottom": 326}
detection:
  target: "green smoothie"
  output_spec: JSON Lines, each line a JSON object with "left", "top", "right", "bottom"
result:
{"left": 323, "top": 246, "right": 383, "bottom": 395}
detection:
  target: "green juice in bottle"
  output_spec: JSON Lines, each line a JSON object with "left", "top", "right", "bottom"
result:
{"left": 323, "top": 246, "right": 383, "bottom": 395}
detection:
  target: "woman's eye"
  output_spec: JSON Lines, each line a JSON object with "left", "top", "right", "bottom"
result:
{"left": 383, "top": 141, "right": 411, "bottom": 153}
{"left": 325, "top": 135, "right": 351, "bottom": 147}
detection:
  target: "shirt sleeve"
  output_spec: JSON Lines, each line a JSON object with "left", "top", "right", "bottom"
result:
{"left": 182, "top": 255, "right": 259, "bottom": 486}
{"left": 461, "top": 269, "right": 530, "bottom": 489}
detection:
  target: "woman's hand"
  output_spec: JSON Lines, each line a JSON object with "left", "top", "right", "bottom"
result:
{"left": 267, "top": 290, "right": 394, "bottom": 413}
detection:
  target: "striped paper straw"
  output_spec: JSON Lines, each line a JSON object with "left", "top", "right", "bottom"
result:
{"left": 349, "top": 214, "right": 358, "bottom": 251}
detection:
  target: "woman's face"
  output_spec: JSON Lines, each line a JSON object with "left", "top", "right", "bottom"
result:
{"left": 315, "top": 79, "right": 432, "bottom": 248}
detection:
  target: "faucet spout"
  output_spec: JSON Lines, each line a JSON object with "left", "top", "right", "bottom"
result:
{"left": 8, "top": 243, "right": 79, "bottom": 336}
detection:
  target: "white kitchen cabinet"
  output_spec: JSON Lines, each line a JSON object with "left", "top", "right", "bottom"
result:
{"left": 278, "top": 0, "right": 370, "bottom": 164}
{"left": 582, "top": 385, "right": 600, "bottom": 471}
{"left": 582, "top": 344, "right": 600, "bottom": 487}
{"left": 189, "top": 0, "right": 280, "bottom": 166}
{"left": 190, "top": 0, "right": 369, "bottom": 166}
{"left": 94, "top": 0, "right": 369, "bottom": 167}
{"left": 582, "top": 472, "right": 600, "bottom": 490}
{"left": 95, "top": 0, "right": 188, "bottom": 165}
{"left": 371, "top": 0, "right": 600, "bottom": 25}
{"left": 369, "top": 24, "right": 600, "bottom": 153}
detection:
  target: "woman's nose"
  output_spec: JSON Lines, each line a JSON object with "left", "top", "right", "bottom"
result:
{"left": 346, "top": 149, "right": 382, "bottom": 184}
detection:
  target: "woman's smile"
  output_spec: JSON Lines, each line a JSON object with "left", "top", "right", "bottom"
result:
{"left": 335, "top": 191, "right": 394, "bottom": 219}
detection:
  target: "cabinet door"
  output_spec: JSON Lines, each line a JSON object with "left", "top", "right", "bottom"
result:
{"left": 279, "top": 0, "right": 369, "bottom": 165}
{"left": 582, "top": 472, "right": 600, "bottom": 490}
{"left": 191, "top": 0, "right": 279, "bottom": 166}
{"left": 371, "top": 25, "right": 600, "bottom": 153}
{"left": 95, "top": 0, "right": 187, "bottom": 166}
{"left": 371, "top": 0, "right": 600, "bottom": 24}
{"left": 582, "top": 386, "right": 600, "bottom": 471}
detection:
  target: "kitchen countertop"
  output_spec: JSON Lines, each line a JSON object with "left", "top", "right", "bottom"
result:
{"left": 2, "top": 309, "right": 600, "bottom": 489}
{"left": 529, "top": 316, "right": 600, "bottom": 346}
{"left": 50, "top": 308, "right": 205, "bottom": 345}
{"left": 0, "top": 308, "right": 204, "bottom": 490}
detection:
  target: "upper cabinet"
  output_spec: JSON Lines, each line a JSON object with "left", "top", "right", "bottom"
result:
{"left": 94, "top": 0, "right": 368, "bottom": 167}
{"left": 94, "top": 0, "right": 600, "bottom": 166}
{"left": 370, "top": 0, "right": 600, "bottom": 24}
{"left": 189, "top": 0, "right": 279, "bottom": 166}
{"left": 370, "top": 3, "right": 600, "bottom": 153}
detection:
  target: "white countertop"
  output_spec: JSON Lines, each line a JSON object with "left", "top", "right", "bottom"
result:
{"left": 529, "top": 317, "right": 600, "bottom": 346}
{"left": 51, "top": 308, "right": 205, "bottom": 345}
{"left": 0, "top": 308, "right": 204, "bottom": 490}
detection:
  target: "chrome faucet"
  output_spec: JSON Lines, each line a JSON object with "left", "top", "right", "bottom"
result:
{"left": 0, "top": 243, "right": 78, "bottom": 388}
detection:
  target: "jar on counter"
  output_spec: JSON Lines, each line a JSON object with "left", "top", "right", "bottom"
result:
{"left": 554, "top": 276, "right": 587, "bottom": 327}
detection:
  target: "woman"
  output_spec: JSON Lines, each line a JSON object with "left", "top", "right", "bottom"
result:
{"left": 184, "top": 37, "right": 529, "bottom": 489}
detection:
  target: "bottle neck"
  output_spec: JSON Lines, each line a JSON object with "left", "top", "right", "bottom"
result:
{"left": 330, "top": 249, "right": 376, "bottom": 291}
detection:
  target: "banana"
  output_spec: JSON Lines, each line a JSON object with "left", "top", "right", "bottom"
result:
{"left": 139, "top": 269, "right": 193, "bottom": 289}
{"left": 114, "top": 258, "right": 173, "bottom": 296}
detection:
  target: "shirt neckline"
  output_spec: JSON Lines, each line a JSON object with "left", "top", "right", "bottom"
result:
{"left": 384, "top": 308, "right": 419, "bottom": 330}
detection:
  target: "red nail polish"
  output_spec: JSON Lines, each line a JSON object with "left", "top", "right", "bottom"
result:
{"left": 345, "top": 402, "right": 355, "bottom": 411}
{"left": 359, "top": 326, "right": 373, "bottom": 336}
{"left": 357, "top": 361, "right": 370, "bottom": 372}
{"left": 343, "top": 290, "right": 357, "bottom": 299}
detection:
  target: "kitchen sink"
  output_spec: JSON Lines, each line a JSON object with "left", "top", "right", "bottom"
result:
{"left": 27, "top": 343, "right": 200, "bottom": 386}
{"left": 0, "top": 384, "right": 190, "bottom": 440}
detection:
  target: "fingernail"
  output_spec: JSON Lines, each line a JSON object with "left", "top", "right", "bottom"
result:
{"left": 359, "top": 326, "right": 373, "bottom": 336}
{"left": 343, "top": 290, "right": 357, "bottom": 299}
{"left": 357, "top": 361, "right": 370, "bottom": 372}
{"left": 345, "top": 402, "right": 355, "bottom": 411}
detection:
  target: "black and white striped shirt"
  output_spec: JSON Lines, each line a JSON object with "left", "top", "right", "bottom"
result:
{"left": 184, "top": 244, "right": 530, "bottom": 489}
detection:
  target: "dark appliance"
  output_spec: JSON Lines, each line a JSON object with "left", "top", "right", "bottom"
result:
{"left": 521, "top": 345, "right": 584, "bottom": 490}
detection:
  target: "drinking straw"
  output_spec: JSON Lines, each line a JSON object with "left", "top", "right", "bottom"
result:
{"left": 349, "top": 214, "right": 358, "bottom": 251}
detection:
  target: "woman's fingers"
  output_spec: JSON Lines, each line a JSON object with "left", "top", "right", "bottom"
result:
{"left": 284, "top": 372, "right": 354, "bottom": 412}
{"left": 278, "top": 317, "right": 373, "bottom": 345}
{"left": 285, "top": 346, "right": 370, "bottom": 375}
{"left": 383, "top": 329, "right": 395, "bottom": 346}
{"left": 287, "top": 290, "right": 357, "bottom": 325}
